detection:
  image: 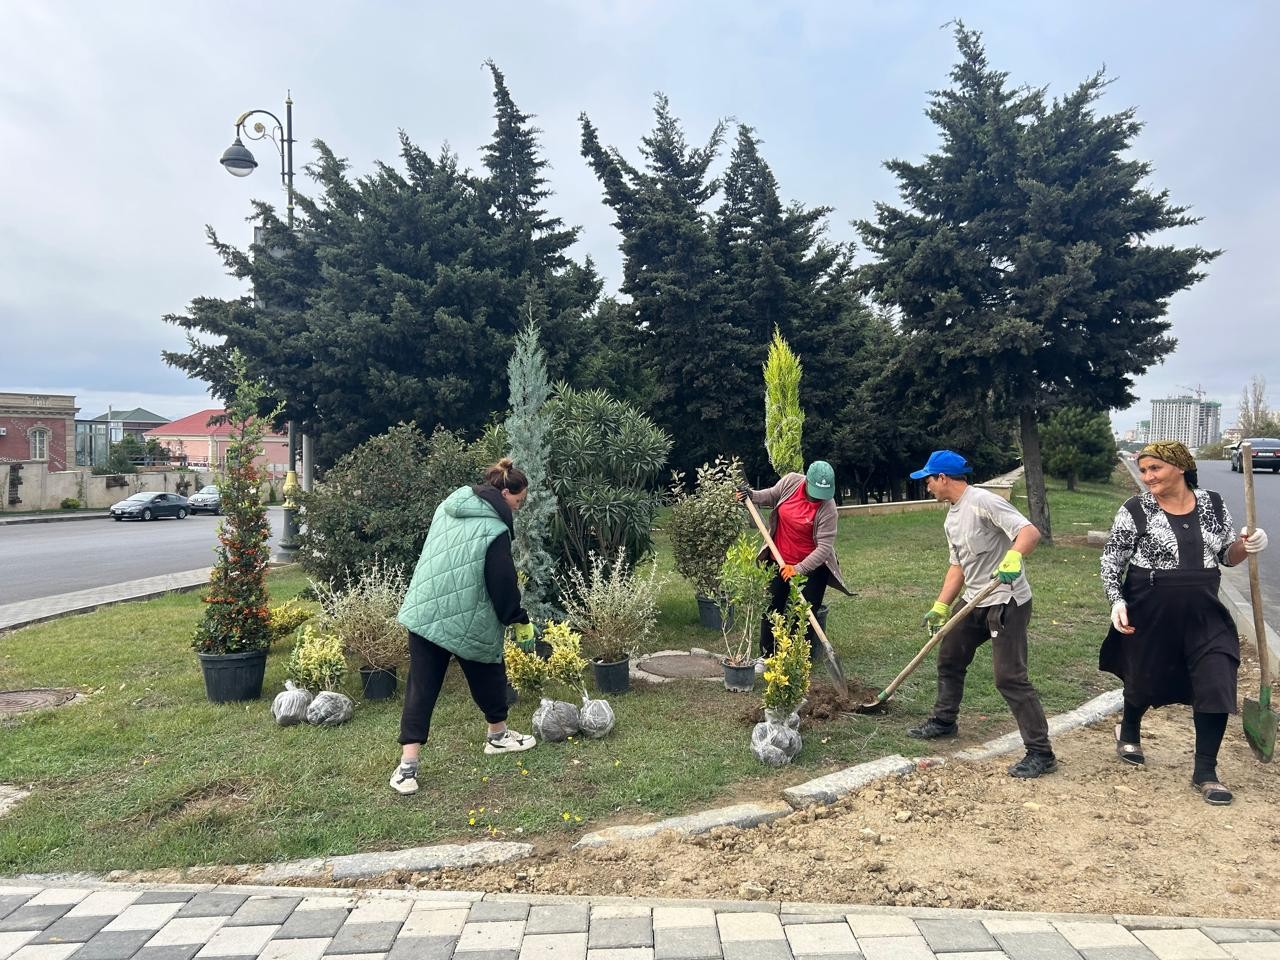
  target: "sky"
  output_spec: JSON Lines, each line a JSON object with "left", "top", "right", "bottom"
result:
{"left": 1, "top": 1, "right": 1276, "bottom": 433}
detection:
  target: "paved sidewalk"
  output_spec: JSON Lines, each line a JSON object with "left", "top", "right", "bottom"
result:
{"left": 0, "top": 512, "right": 111, "bottom": 526}
{"left": 0, "top": 570, "right": 211, "bottom": 634}
{"left": 1, "top": 881, "right": 1278, "bottom": 960}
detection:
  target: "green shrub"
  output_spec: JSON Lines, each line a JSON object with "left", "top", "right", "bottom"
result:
{"left": 59, "top": 497, "right": 81, "bottom": 510}
{"left": 719, "top": 533, "right": 774, "bottom": 665}
{"left": 1040, "top": 406, "right": 1116, "bottom": 491}
{"left": 562, "top": 548, "right": 665, "bottom": 663}
{"left": 298, "top": 423, "right": 497, "bottom": 587}
{"left": 668, "top": 456, "right": 745, "bottom": 598}
{"left": 286, "top": 624, "right": 347, "bottom": 692}
{"left": 546, "top": 386, "right": 670, "bottom": 574}
{"left": 313, "top": 559, "right": 408, "bottom": 670}
{"left": 764, "top": 328, "right": 804, "bottom": 477}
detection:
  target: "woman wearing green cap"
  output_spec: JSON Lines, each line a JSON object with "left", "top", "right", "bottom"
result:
{"left": 1100, "top": 440, "right": 1268, "bottom": 805}
{"left": 736, "top": 461, "right": 852, "bottom": 669}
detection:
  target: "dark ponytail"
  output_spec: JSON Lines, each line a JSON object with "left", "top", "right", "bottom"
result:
{"left": 483, "top": 457, "right": 528, "bottom": 495}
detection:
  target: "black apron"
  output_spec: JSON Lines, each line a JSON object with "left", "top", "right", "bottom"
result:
{"left": 1099, "top": 565, "right": 1239, "bottom": 713}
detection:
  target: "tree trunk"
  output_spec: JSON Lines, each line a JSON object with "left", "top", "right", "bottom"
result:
{"left": 1066, "top": 474, "right": 1076, "bottom": 492}
{"left": 1019, "top": 406, "right": 1053, "bottom": 544}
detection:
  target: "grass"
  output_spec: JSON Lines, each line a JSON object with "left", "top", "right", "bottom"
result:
{"left": 0, "top": 471, "right": 1133, "bottom": 874}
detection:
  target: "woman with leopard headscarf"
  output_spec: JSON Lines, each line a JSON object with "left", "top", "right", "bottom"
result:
{"left": 1100, "top": 441, "right": 1268, "bottom": 805}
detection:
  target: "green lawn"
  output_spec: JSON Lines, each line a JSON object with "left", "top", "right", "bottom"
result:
{"left": 0, "top": 472, "right": 1132, "bottom": 873}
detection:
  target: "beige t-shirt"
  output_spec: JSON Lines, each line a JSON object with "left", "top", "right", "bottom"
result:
{"left": 944, "top": 485, "right": 1033, "bottom": 607}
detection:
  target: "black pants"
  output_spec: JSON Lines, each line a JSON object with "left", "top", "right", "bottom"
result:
{"left": 398, "top": 631, "right": 509, "bottom": 746}
{"left": 759, "top": 565, "right": 829, "bottom": 658}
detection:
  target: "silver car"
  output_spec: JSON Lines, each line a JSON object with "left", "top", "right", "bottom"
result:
{"left": 188, "top": 484, "right": 222, "bottom": 514}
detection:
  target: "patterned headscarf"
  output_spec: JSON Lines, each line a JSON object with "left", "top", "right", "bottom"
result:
{"left": 1138, "top": 440, "right": 1196, "bottom": 473}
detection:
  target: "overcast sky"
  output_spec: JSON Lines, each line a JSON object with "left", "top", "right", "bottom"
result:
{"left": 2, "top": 1, "right": 1276, "bottom": 432}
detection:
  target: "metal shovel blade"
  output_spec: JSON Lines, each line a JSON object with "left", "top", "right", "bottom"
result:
{"left": 1243, "top": 686, "right": 1276, "bottom": 763}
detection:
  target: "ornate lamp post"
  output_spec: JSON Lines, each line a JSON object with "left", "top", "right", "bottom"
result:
{"left": 219, "top": 94, "right": 300, "bottom": 562}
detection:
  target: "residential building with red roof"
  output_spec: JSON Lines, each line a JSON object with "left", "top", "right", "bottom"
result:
{"left": 145, "top": 409, "right": 289, "bottom": 478}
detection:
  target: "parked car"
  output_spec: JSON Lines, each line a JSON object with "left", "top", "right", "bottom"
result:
{"left": 1231, "top": 438, "right": 1280, "bottom": 473}
{"left": 110, "top": 492, "right": 190, "bottom": 521}
{"left": 187, "top": 484, "right": 221, "bottom": 515}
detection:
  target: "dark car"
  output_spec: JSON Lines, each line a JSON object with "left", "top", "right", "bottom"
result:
{"left": 187, "top": 484, "right": 221, "bottom": 515}
{"left": 1231, "top": 438, "right": 1280, "bottom": 473}
{"left": 110, "top": 492, "right": 190, "bottom": 521}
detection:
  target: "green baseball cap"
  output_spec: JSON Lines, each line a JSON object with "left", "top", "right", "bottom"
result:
{"left": 805, "top": 460, "right": 835, "bottom": 500}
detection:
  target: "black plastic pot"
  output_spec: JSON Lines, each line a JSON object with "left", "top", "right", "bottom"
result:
{"left": 721, "top": 658, "right": 756, "bottom": 693}
{"left": 592, "top": 657, "right": 630, "bottom": 694}
{"left": 197, "top": 649, "right": 267, "bottom": 703}
{"left": 695, "top": 595, "right": 735, "bottom": 632}
{"left": 359, "top": 667, "right": 398, "bottom": 700}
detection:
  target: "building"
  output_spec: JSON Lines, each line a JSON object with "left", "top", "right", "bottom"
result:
{"left": 75, "top": 407, "right": 170, "bottom": 468}
{"left": 1150, "top": 396, "right": 1221, "bottom": 450}
{"left": 1136, "top": 420, "right": 1151, "bottom": 444}
{"left": 0, "top": 392, "right": 78, "bottom": 471}
{"left": 145, "top": 409, "right": 289, "bottom": 478}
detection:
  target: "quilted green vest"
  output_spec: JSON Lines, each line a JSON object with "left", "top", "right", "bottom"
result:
{"left": 397, "top": 485, "right": 511, "bottom": 663}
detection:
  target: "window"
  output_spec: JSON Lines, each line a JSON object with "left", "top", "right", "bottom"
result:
{"left": 30, "top": 428, "right": 49, "bottom": 461}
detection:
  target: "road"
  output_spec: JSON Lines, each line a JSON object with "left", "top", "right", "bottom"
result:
{"left": 0, "top": 509, "right": 283, "bottom": 605}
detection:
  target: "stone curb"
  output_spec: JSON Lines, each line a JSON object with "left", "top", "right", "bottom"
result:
{"left": 573, "top": 802, "right": 793, "bottom": 849}
{"left": 952, "top": 688, "right": 1124, "bottom": 762}
{"left": 1220, "top": 570, "right": 1280, "bottom": 661}
{"left": 0, "top": 512, "right": 111, "bottom": 525}
{"left": 782, "top": 754, "right": 919, "bottom": 808}
{"left": 253, "top": 841, "right": 535, "bottom": 883}
{"left": 0, "top": 569, "right": 213, "bottom": 634}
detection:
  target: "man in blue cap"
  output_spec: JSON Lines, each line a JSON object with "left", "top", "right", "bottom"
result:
{"left": 905, "top": 450, "right": 1056, "bottom": 778}
{"left": 736, "top": 460, "right": 853, "bottom": 672}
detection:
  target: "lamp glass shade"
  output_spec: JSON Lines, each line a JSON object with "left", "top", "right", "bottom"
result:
{"left": 220, "top": 139, "right": 258, "bottom": 176}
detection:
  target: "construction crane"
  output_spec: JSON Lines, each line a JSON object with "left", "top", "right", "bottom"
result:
{"left": 1178, "top": 383, "right": 1208, "bottom": 401}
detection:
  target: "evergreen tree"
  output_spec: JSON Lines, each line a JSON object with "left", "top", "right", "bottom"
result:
{"left": 763, "top": 328, "right": 804, "bottom": 476}
{"left": 505, "top": 316, "right": 559, "bottom": 624}
{"left": 1040, "top": 406, "right": 1116, "bottom": 490}
{"left": 857, "top": 25, "right": 1216, "bottom": 540}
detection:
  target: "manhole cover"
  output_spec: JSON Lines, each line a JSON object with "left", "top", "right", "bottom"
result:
{"left": 0, "top": 688, "right": 77, "bottom": 716}
{"left": 637, "top": 653, "right": 723, "bottom": 679}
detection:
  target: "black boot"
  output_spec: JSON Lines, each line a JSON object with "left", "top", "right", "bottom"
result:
{"left": 906, "top": 717, "right": 958, "bottom": 740}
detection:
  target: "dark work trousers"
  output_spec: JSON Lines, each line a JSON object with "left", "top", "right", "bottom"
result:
{"left": 398, "top": 631, "right": 509, "bottom": 746}
{"left": 932, "top": 597, "right": 1052, "bottom": 755}
{"left": 759, "top": 565, "right": 830, "bottom": 659}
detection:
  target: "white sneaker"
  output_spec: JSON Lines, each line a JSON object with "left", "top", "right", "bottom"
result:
{"left": 484, "top": 729, "right": 537, "bottom": 755}
{"left": 389, "top": 763, "right": 419, "bottom": 795}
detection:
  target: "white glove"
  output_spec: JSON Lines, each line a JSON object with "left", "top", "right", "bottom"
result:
{"left": 1110, "top": 601, "right": 1130, "bottom": 632}
{"left": 1241, "top": 526, "right": 1269, "bottom": 554}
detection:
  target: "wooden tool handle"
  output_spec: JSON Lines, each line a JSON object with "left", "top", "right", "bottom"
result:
{"left": 1242, "top": 444, "right": 1270, "bottom": 688}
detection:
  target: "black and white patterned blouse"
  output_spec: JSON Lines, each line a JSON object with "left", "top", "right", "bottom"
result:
{"left": 1100, "top": 490, "right": 1238, "bottom": 604}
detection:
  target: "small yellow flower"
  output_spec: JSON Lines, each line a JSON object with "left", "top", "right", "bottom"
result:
{"left": 481, "top": 776, "right": 489, "bottom": 783}
{"left": 574, "top": 815, "right": 583, "bottom": 823}
{"left": 521, "top": 769, "right": 529, "bottom": 776}
{"left": 468, "top": 808, "right": 476, "bottom": 816}
{"left": 478, "top": 806, "right": 485, "bottom": 813}
{"left": 468, "top": 817, "right": 476, "bottom": 826}
{"left": 562, "top": 811, "right": 571, "bottom": 821}
{"left": 614, "top": 759, "right": 621, "bottom": 767}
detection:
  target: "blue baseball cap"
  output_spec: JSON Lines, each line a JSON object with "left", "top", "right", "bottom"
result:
{"left": 909, "top": 450, "right": 973, "bottom": 480}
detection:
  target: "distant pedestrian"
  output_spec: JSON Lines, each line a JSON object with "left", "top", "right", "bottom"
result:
{"left": 389, "top": 458, "right": 537, "bottom": 796}
{"left": 905, "top": 450, "right": 1056, "bottom": 779}
{"left": 1100, "top": 441, "right": 1268, "bottom": 805}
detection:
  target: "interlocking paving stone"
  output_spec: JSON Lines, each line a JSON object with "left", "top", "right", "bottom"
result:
{"left": 195, "top": 924, "right": 279, "bottom": 957}
{"left": 134, "top": 893, "right": 198, "bottom": 906}
{"left": 944, "top": 954, "right": 1011, "bottom": 960}
{"left": 103, "top": 902, "right": 186, "bottom": 932}
{"left": 296, "top": 898, "right": 358, "bottom": 914}
{"left": 400, "top": 909, "right": 470, "bottom": 939}
{"left": 224, "top": 898, "right": 300, "bottom": 928}
{"left": 846, "top": 917, "right": 919, "bottom": 939}
{"left": 718, "top": 914, "right": 785, "bottom": 942}
{"left": 26, "top": 892, "right": 92, "bottom": 908}
{"left": 177, "top": 894, "right": 250, "bottom": 920}
{"left": 68, "top": 893, "right": 142, "bottom": 918}
{"left": 721, "top": 942, "right": 794, "bottom": 960}
{"left": 1204, "top": 932, "right": 1280, "bottom": 945}
{"left": 74, "top": 928, "right": 158, "bottom": 960}
{"left": 585, "top": 950, "right": 655, "bottom": 960}
{"left": 30, "top": 915, "right": 113, "bottom": 944}
{"left": 784, "top": 921, "right": 859, "bottom": 956}
{"left": 590, "top": 918, "right": 654, "bottom": 950}
{"left": 917, "top": 919, "right": 1001, "bottom": 953}
{"left": 653, "top": 926, "right": 722, "bottom": 959}
{"left": 132, "top": 946, "right": 203, "bottom": 960}
{"left": 0, "top": 931, "right": 38, "bottom": 958}
{"left": 346, "top": 901, "right": 411, "bottom": 925}
{"left": 986, "top": 922, "right": 1058, "bottom": 935}
{"left": 149, "top": 918, "right": 228, "bottom": 947}
{"left": 469, "top": 902, "right": 531, "bottom": 923}
{"left": 386, "top": 935, "right": 457, "bottom": 960}
{"left": 526, "top": 905, "right": 590, "bottom": 936}
{"left": 1131, "top": 930, "right": 1229, "bottom": 960}
{"left": 793, "top": 954, "right": 862, "bottom": 960}
{"left": 258, "top": 939, "right": 331, "bottom": 960}
{"left": 326, "top": 921, "right": 402, "bottom": 955}
{"left": 857, "top": 935, "right": 935, "bottom": 960}
{"left": 1079, "top": 948, "right": 1159, "bottom": 960}
{"left": 456, "top": 920, "right": 526, "bottom": 953}
{"left": 653, "top": 911, "right": 717, "bottom": 932}
{"left": 1055, "top": 924, "right": 1143, "bottom": 950}
{"left": 276, "top": 909, "right": 350, "bottom": 940}
{"left": 517, "top": 931, "right": 589, "bottom": 959}
{"left": 992, "top": 931, "right": 1084, "bottom": 960}
{"left": 594, "top": 907, "right": 653, "bottom": 920}
{"left": 8, "top": 944, "right": 83, "bottom": 960}
{"left": 1223, "top": 946, "right": 1280, "bottom": 960}
{"left": 0, "top": 906, "right": 73, "bottom": 933}
{"left": 0, "top": 897, "right": 33, "bottom": 923}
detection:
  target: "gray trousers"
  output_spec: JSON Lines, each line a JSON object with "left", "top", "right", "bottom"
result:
{"left": 932, "top": 597, "right": 1052, "bottom": 755}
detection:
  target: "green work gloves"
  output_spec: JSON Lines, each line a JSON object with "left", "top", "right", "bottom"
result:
{"left": 922, "top": 601, "right": 951, "bottom": 635}
{"left": 513, "top": 622, "right": 536, "bottom": 651}
{"left": 996, "top": 549, "right": 1024, "bottom": 584}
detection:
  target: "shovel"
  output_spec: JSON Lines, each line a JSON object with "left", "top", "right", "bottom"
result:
{"left": 741, "top": 498, "right": 848, "bottom": 698}
{"left": 1240, "top": 443, "right": 1276, "bottom": 763}
{"left": 855, "top": 578, "right": 1002, "bottom": 714}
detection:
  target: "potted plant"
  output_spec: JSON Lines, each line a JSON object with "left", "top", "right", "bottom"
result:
{"left": 752, "top": 581, "right": 812, "bottom": 766}
{"left": 313, "top": 560, "right": 408, "bottom": 700}
{"left": 191, "top": 355, "right": 279, "bottom": 703}
{"left": 718, "top": 533, "right": 774, "bottom": 692}
{"left": 563, "top": 548, "right": 664, "bottom": 694}
{"left": 505, "top": 620, "right": 589, "bottom": 742}
{"left": 668, "top": 457, "right": 745, "bottom": 629}
{"left": 286, "top": 624, "right": 348, "bottom": 693}
{"left": 268, "top": 598, "right": 314, "bottom": 646}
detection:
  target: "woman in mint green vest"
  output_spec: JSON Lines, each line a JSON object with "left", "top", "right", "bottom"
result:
{"left": 389, "top": 458, "right": 537, "bottom": 795}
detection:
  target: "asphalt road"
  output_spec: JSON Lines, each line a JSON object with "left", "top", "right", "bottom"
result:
{"left": 0, "top": 509, "right": 283, "bottom": 605}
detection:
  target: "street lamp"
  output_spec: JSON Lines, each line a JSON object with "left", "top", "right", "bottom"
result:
{"left": 219, "top": 94, "right": 300, "bottom": 562}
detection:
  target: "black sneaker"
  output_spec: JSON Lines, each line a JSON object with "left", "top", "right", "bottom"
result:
{"left": 1008, "top": 751, "right": 1058, "bottom": 778}
{"left": 906, "top": 717, "right": 958, "bottom": 740}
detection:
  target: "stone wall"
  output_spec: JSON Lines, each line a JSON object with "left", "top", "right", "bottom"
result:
{"left": 1, "top": 462, "right": 217, "bottom": 511}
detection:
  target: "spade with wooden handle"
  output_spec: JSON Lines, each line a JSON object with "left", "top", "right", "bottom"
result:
{"left": 741, "top": 497, "right": 848, "bottom": 698}
{"left": 1240, "top": 442, "right": 1276, "bottom": 763}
